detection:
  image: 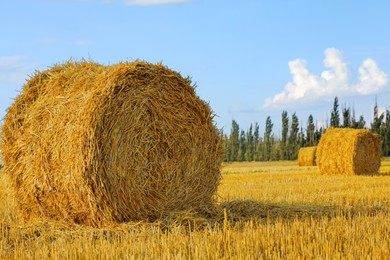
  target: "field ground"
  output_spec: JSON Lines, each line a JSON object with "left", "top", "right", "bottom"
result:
{"left": 1, "top": 160, "right": 390, "bottom": 259}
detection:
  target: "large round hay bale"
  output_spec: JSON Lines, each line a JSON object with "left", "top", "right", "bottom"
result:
{"left": 298, "top": 146, "right": 317, "bottom": 166}
{"left": 316, "top": 128, "right": 380, "bottom": 175}
{"left": 0, "top": 60, "right": 224, "bottom": 226}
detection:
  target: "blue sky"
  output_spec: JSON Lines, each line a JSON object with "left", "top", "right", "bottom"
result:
{"left": 1, "top": 0, "right": 390, "bottom": 135}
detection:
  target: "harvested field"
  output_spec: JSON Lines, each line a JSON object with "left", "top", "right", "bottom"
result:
{"left": 1, "top": 161, "right": 390, "bottom": 259}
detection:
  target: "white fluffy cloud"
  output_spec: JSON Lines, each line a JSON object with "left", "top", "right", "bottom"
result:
{"left": 123, "top": 0, "right": 190, "bottom": 5}
{"left": 0, "top": 56, "right": 37, "bottom": 84}
{"left": 263, "top": 48, "right": 389, "bottom": 108}
{"left": 356, "top": 59, "right": 389, "bottom": 95}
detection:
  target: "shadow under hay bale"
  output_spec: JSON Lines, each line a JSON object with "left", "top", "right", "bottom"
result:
{"left": 0, "top": 60, "right": 224, "bottom": 226}
{"left": 217, "top": 200, "right": 334, "bottom": 223}
{"left": 298, "top": 146, "right": 317, "bottom": 166}
{"left": 316, "top": 128, "right": 380, "bottom": 175}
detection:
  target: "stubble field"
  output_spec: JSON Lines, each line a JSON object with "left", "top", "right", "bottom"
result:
{"left": 1, "top": 160, "right": 390, "bottom": 259}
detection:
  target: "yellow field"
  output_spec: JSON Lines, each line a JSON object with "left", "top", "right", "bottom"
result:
{"left": 1, "top": 161, "right": 390, "bottom": 259}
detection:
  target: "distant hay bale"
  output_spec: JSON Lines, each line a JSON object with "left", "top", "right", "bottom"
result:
{"left": 316, "top": 128, "right": 380, "bottom": 175}
{"left": 298, "top": 147, "right": 317, "bottom": 166}
{"left": 0, "top": 60, "right": 224, "bottom": 226}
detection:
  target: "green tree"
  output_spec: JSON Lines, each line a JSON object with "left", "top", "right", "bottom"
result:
{"left": 371, "top": 98, "right": 384, "bottom": 134}
{"left": 351, "top": 106, "right": 358, "bottom": 128}
{"left": 382, "top": 110, "right": 390, "bottom": 156}
{"left": 306, "top": 114, "right": 315, "bottom": 146}
{"left": 288, "top": 113, "right": 299, "bottom": 160}
{"left": 264, "top": 116, "right": 273, "bottom": 161}
{"left": 280, "top": 111, "right": 289, "bottom": 160}
{"left": 223, "top": 133, "right": 230, "bottom": 162}
{"left": 342, "top": 106, "right": 351, "bottom": 128}
{"left": 257, "top": 138, "right": 264, "bottom": 161}
{"left": 298, "top": 126, "right": 305, "bottom": 148}
{"left": 245, "top": 124, "right": 254, "bottom": 161}
{"left": 253, "top": 123, "right": 260, "bottom": 161}
{"left": 330, "top": 96, "right": 340, "bottom": 127}
{"left": 228, "top": 120, "right": 240, "bottom": 161}
{"left": 270, "top": 136, "right": 280, "bottom": 161}
{"left": 238, "top": 130, "right": 246, "bottom": 161}
{"left": 356, "top": 115, "right": 366, "bottom": 129}
{"left": 314, "top": 126, "right": 324, "bottom": 144}
{"left": 350, "top": 106, "right": 366, "bottom": 129}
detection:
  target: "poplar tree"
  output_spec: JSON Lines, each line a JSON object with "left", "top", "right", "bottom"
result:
{"left": 264, "top": 116, "right": 273, "bottom": 161}
{"left": 238, "top": 130, "right": 246, "bottom": 161}
{"left": 280, "top": 111, "right": 289, "bottom": 160}
{"left": 306, "top": 114, "right": 315, "bottom": 146}
{"left": 245, "top": 124, "right": 254, "bottom": 161}
{"left": 314, "top": 126, "right": 324, "bottom": 144}
{"left": 253, "top": 122, "right": 260, "bottom": 161}
{"left": 229, "top": 120, "right": 240, "bottom": 161}
{"left": 351, "top": 106, "right": 358, "bottom": 128}
{"left": 270, "top": 136, "right": 280, "bottom": 161}
{"left": 342, "top": 106, "right": 351, "bottom": 128}
{"left": 350, "top": 106, "right": 366, "bottom": 129}
{"left": 288, "top": 113, "right": 299, "bottom": 160}
{"left": 356, "top": 115, "right": 366, "bottom": 129}
{"left": 223, "top": 133, "right": 230, "bottom": 162}
{"left": 382, "top": 110, "right": 390, "bottom": 156}
{"left": 330, "top": 96, "right": 340, "bottom": 127}
{"left": 298, "top": 126, "right": 305, "bottom": 148}
{"left": 371, "top": 98, "right": 384, "bottom": 134}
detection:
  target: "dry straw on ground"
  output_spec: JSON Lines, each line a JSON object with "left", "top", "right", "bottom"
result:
{"left": 316, "top": 128, "right": 380, "bottom": 175}
{"left": 0, "top": 60, "right": 224, "bottom": 226}
{"left": 298, "top": 146, "right": 317, "bottom": 166}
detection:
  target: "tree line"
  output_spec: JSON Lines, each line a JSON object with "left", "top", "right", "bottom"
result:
{"left": 223, "top": 96, "right": 390, "bottom": 162}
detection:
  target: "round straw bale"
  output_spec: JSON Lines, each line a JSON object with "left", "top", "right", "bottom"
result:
{"left": 316, "top": 128, "right": 380, "bottom": 175}
{"left": 298, "top": 146, "right": 317, "bottom": 166}
{"left": 0, "top": 60, "right": 224, "bottom": 226}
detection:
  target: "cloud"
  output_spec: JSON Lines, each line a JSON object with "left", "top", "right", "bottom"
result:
{"left": 123, "top": 0, "right": 191, "bottom": 5}
{"left": 356, "top": 59, "right": 389, "bottom": 95}
{"left": 263, "top": 48, "right": 389, "bottom": 109}
{"left": 0, "top": 56, "right": 37, "bottom": 84}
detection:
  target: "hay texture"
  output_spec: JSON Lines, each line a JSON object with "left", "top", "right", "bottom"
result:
{"left": 298, "top": 147, "right": 317, "bottom": 166}
{"left": 316, "top": 128, "right": 380, "bottom": 175}
{"left": 0, "top": 60, "right": 224, "bottom": 226}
